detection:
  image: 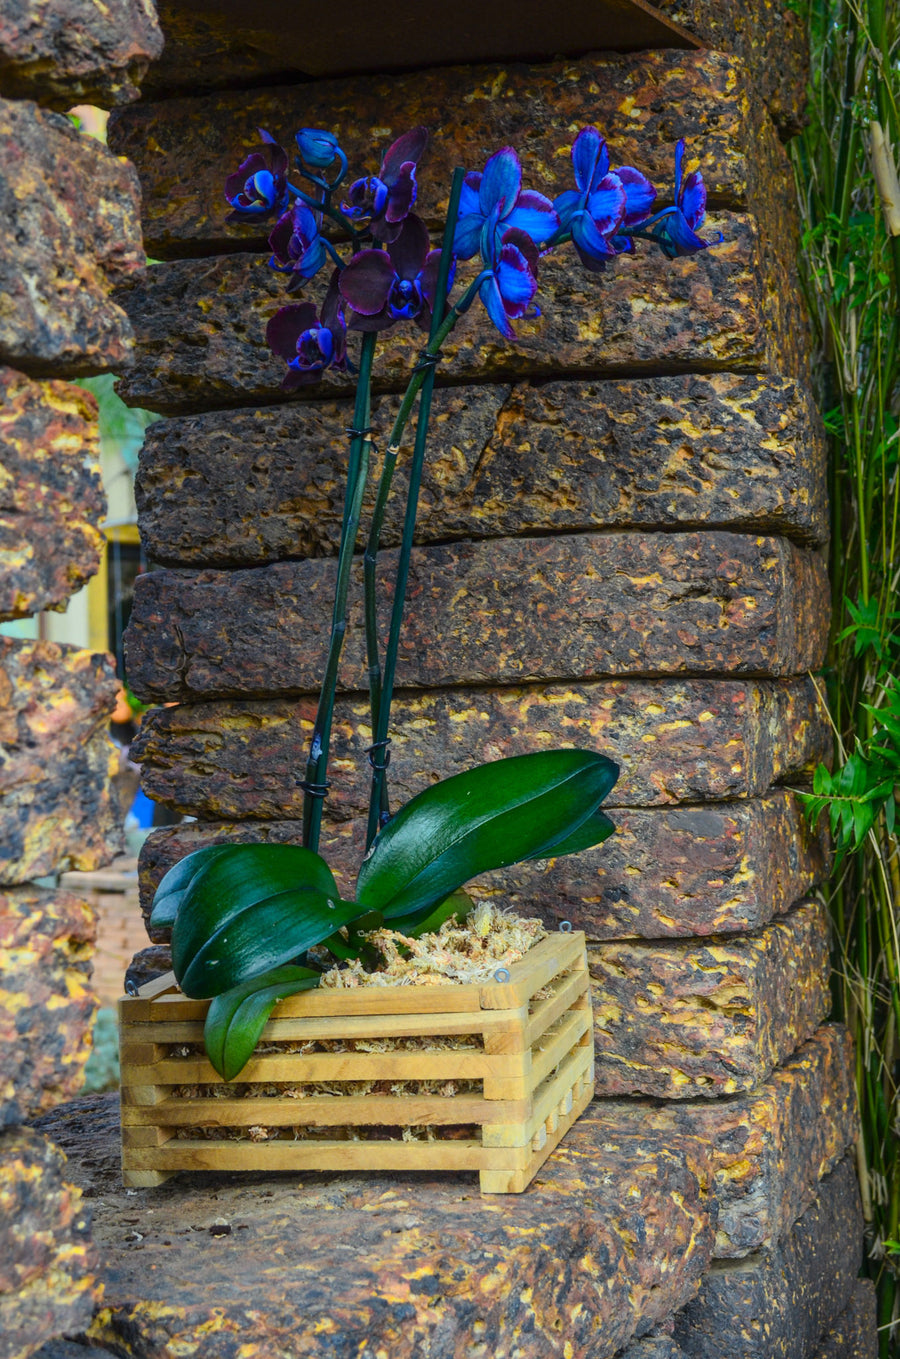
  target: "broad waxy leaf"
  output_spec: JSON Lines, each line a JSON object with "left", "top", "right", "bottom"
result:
{"left": 388, "top": 889, "right": 475, "bottom": 938}
{"left": 322, "top": 908, "right": 384, "bottom": 962}
{"left": 171, "top": 844, "right": 360, "bottom": 998}
{"left": 149, "top": 844, "right": 234, "bottom": 931}
{"left": 523, "top": 808, "right": 616, "bottom": 860}
{"left": 204, "top": 965, "right": 320, "bottom": 1081}
{"left": 357, "top": 749, "right": 618, "bottom": 919}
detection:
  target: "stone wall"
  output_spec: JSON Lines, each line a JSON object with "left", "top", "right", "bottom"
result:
{"left": 103, "top": 5, "right": 874, "bottom": 1357}
{"left": 0, "top": 4, "right": 161, "bottom": 1356}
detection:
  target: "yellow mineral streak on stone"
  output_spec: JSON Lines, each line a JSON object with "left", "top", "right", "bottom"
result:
{"left": 697, "top": 710, "right": 715, "bottom": 722}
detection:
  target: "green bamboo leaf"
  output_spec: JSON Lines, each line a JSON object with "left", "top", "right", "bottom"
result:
{"left": 357, "top": 749, "right": 618, "bottom": 919}
{"left": 149, "top": 845, "right": 234, "bottom": 930}
{"left": 171, "top": 844, "right": 360, "bottom": 998}
{"left": 204, "top": 965, "right": 320, "bottom": 1081}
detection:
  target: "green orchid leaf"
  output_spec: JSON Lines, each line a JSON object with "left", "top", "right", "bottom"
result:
{"left": 149, "top": 844, "right": 234, "bottom": 931}
{"left": 357, "top": 749, "right": 618, "bottom": 919}
{"left": 171, "top": 844, "right": 361, "bottom": 998}
{"left": 322, "top": 908, "right": 384, "bottom": 961}
{"left": 204, "top": 965, "right": 320, "bottom": 1081}
{"left": 523, "top": 808, "right": 616, "bottom": 860}
{"left": 389, "top": 889, "right": 475, "bottom": 939}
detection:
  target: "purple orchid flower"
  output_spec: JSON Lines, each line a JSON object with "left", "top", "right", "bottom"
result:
{"left": 479, "top": 224, "right": 540, "bottom": 341}
{"left": 268, "top": 201, "right": 327, "bottom": 290}
{"left": 554, "top": 128, "right": 656, "bottom": 273}
{"left": 225, "top": 129, "right": 291, "bottom": 222}
{"left": 631, "top": 140, "right": 723, "bottom": 259}
{"left": 342, "top": 127, "right": 429, "bottom": 242}
{"left": 265, "top": 270, "right": 347, "bottom": 390}
{"left": 338, "top": 215, "right": 450, "bottom": 333}
{"left": 454, "top": 147, "right": 559, "bottom": 259}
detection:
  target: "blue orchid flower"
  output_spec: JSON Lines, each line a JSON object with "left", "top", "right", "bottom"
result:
{"left": 628, "top": 139, "right": 722, "bottom": 259}
{"left": 342, "top": 127, "right": 428, "bottom": 242}
{"left": 477, "top": 219, "right": 540, "bottom": 341}
{"left": 265, "top": 270, "right": 348, "bottom": 390}
{"left": 554, "top": 128, "right": 657, "bottom": 273}
{"left": 454, "top": 147, "right": 559, "bottom": 260}
{"left": 296, "top": 128, "right": 343, "bottom": 171}
{"left": 224, "top": 129, "right": 291, "bottom": 222}
{"left": 268, "top": 202, "right": 328, "bottom": 290}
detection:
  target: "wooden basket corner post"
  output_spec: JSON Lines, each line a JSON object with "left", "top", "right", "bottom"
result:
{"left": 118, "top": 930, "right": 594, "bottom": 1194}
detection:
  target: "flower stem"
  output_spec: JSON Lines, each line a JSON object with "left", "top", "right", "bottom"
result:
{"left": 364, "top": 169, "right": 465, "bottom": 846}
{"left": 301, "top": 329, "right": 377, "bottom": 852}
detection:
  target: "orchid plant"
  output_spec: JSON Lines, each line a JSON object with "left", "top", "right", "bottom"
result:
{"left": 151, "top": 121, "right": 720, "bottom": 1080}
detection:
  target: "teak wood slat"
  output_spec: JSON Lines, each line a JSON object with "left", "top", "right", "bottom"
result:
{"left": 119, "top": 932, "right": 593, "bottom": 1193}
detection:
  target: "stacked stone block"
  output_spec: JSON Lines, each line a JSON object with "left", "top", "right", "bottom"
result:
{"left": 106, "top": 9, "right": 873, "bottom": 1358}
{"left": 0, "top": 3, "right": 161, "bottom": 1356}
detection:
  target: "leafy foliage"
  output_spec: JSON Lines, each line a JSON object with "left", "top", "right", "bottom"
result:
{"left": 791, "top": 1, "right": 900, "bottom": 1347}
{"left": 357, "top": 750, "right": 618, "bottom": 921}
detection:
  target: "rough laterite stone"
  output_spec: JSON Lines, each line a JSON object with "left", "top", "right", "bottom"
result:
{"left": 0, "top": 638, "right": 122, "bottom": 882}
{"left": 653, "top": 0, "right": 809, "bottom": 136}
{"left": 672, "top": 1155, "right": 863, "bottom": 1359}
{"left": 0, "top": 1127, "right": 98, "bottom": 1359}
{"left": 0, "top": 886, "right": 96, "bottom": 1127}
{"left": 0, "top": 366, "right": 105, "bottom": 619}
{"left": 593, "top": 1025, "right": 857, "bottom": 1258}
{"left": 115, "top": 216, "right": 764, "bottom": 418}
{"left": 130, "top": 677, "right": 829, "bottom": 819}
{"left": 35, "top": 1091, "right": 714, "bottom": 1359}
{"left": 590, "top": 898, "right": 831, "bottom": 1097}
{"left": 136, "top": 374, "right": 828, "bottom": 567}
{"left": 109, "top": 50, "right": 776, "bottom": 259}
{"left": 810, "top": 1280, "right": 877, "bottom": 1359}
{"left": 124, "top": 533, "right": 829, "bottom": 703}
{"left": 0, "top": 0, "right": 162, "bottom": 109}
{"left": 0, "top": 97, "right": 144, "bottom": 378}
{"left": 134, "top": 789, "right": 826, "bottom": 943}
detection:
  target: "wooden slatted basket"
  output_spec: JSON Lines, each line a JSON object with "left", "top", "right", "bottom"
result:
{"left": 118, "top": 929, "right": 594, "bottom": 1194}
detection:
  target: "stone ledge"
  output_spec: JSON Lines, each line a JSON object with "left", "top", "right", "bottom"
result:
{"left": 135, "top": 374, "right": 828, "bottom": 566}
{"left": 0, "top": 886, "right": 96, "bottom": 1127}
{"left": 114, "top": 217, "right": 765, "bottom": 418}
{"left": 0, "top": 0, "right": 163, "bottom": 109}
{"left": 0, "top": 366, "right": 105, "bottom": 619}
{"left": 123, "top": 533, "right": 829, "bottom": 703}
{"left": 0, "top": 1126, "right": 98, "bottom": 1359}
{"left": 109, "top": 50, "right": 774, "bottom": 259}
{"left": 672, "top": 1155, "right": 863, "bottom": 1358}
{"left": 33, "top": 1091, "right": 714, "bottom": 1359}
{"left": 590, "top": 898, "right": 831, "bottom": 1098}
{"left": 0, "top": 98, "right": 144, "bottom": 378}
{"left": 810, "top": 1279, "right": 877, "bottom": 1359}
{"left": 594, "top": 1025, "right": 857, "bottom": 1258}
{"left": 135, "top": 790, "right": 826, "bottom": 944}
{"left": 131, "top": 678, "right": 829, "bottom": 819}
{"left": 0, "top": 638, "right": 122, "bottom": 882}
{"left": 652, "top": 0, "right": 808, "bottom": 137}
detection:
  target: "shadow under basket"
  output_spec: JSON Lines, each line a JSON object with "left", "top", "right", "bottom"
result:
{"left": 118, "top": 929, "right": 594, "bottom": 1194}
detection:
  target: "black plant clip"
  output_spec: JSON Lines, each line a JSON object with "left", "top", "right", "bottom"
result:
{"left": 366, "top": 737, "right": 392, "bottom": 772}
